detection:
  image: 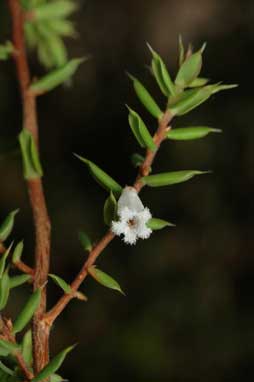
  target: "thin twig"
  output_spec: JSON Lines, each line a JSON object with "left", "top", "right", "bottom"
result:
{"left": 44, "top": 110, "right": 173, "bottom": 326}
{"left": 7, "top": 0, "right": 51, "bottom": 373}
{"left": 0, "top": 242, "right": 34, "bottom": 276}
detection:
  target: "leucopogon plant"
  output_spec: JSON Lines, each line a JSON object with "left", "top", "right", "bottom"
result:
{"left": 0, "top": 0, "right": 237, "bottom": 381}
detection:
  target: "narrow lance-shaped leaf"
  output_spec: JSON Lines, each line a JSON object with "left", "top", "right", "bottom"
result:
{"left": 147, "top": 43, "right": 176, "bottom": 96}
{"left": 49, "top": 274, "right": 72, "bottom": 294}
{"left": 127, "top": 106, "right": 156, "bottom": 151}
{"left": 19, "top": 129, "right": 43, "bottom": 179}
{"left": 0, "top": 242, "right": 13, "bottom": 278}
{"left": 78, "top": 231, "right": 92, "bottom": 252}
{"left": 74, "top": 154, "right": 122, "bottom": 196}
{"left": 30, "top": 58, "right": 86, "bottom": 94}
{"left": 168, "top": 87, "right": 212, "bottom": 116}
{"left": 0, "top": 339, "right": 19, "bottom": 354}
{"left": 127, "top": 73, "right": 163, "bottom": 119}
{"left": 146, "top": 218, "right": 175, "bottom": 230}
{"left": 0, "top": 268, "right": 10, "bottom": 310}
{"left": 21, "top": 330, "right": 33, "bottom": 366}
{"left": 141, "top": 170, "right": 209, "bottom": 187}
{"left": 0, "top": 210, "right": 19, "bottom": 242}
{"left": 10, "top": 274, "right": 32, "bottom": 289}
{"left": 188, "top": 77, "right": 209, "bottom": 87}
{"left": 32, "top": 345, "right": 75, "bottom": 382}
{"left": 88, "top": 266, "right": 125, "bottom": 295}
{"left": 47, "top": 19, "right": 76, "bottom": 38}
{"left": 167, "top": 126, "right": 222, "bottom": 141}
{"left": 33, "top": 0, "right": 77, "bottom": 20}
{"left": 0, "top": 361, "right": 15, "bottom": 376}
{"left": 178, "top": 35, "right": 185, "bottom": 67}
{"left": 50, "top": 374, "right": 68, "bottom": 382}
{"left": 131, "top": 153, "right": 145, "bottom": 168}
{"left": 13, "top": 288, "right": 41, "bottom": 334}
{"left": 12, "top": 241, "right": 24, "bottom": 264}
{"left": 104, "top": 192, "right": 117, "bottom": 226}
{"left": 175, "top": 45, "right": 205, "bottom": 89}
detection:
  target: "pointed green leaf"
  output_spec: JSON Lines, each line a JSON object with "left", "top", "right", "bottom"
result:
{"left": 104, "top": 192, "right": 117, "bottom": 226}
{"left": 32, "top": 345, "right": 75, "bottom": 382}
{"left": 127, "top": 74, "right": 163, "bottom": 119}
{"left": 49, "top": 274, "right": 72, "bottom": 294}
{"left": 0, "top": 42, "right": 14, "bottom": 61}
{"left": 175, "top": 48, "right": 203, "bottom": 89}
{"left": 127, "top": 107, "right": 156, "bottom": 151}
{"left": 146, "top": 218, "right": 175, "bottom": 230}
{"left": 147, "top": 44, "right": 176, "bottom": 96}
{"left": 74, "top": 154, "right": 122, "bottom": 195}
{"left": 0, "top": 210, "right": 19, "bottom": 242}
{"left": 34, "top": 0, "right": 77, "bottom": 20}
{"left": 78, "top": 231, "right": 92, "bottom": 252}
{"left": 0, "top": 269, "right": 10, "bottom": 310}
{"left": 188, "top": 77, "right": 209, "bottom": 87}
{"left": 178, "top": 35, "right": 185, "bottom": 67}
{"left": 46, "top": 19, "right": 76, "bottom": 38}
{"left": 13, "top": 288, "right": 41, "bottom": 334}
{"left": 207, "top": 83, "right": 238, "bottom": 94}
{"left": 0, "top": 243, "right": 13, "bottom": 278}
{"left": 168, "top": 87, "right": 212, "bottom": 116}
{"left": 167, "top": 126, "right": 222, "bottom": 140}
{"left": 131, "top": 153, "right": 145, "bottom": 168}
{"left": 141, "top": 170, "right": 209, "bottom": 187}
{"left": 0, "top": 339, "right": 19, "bottom": 354}
{"left": 19, "top": 129, "right": 43, "bottom": 179}
{"left": 88, "top": 266, "right": 124, "bottom": 295}
{"left": 50, "top": 374, "right": 67, "bottom": 382}
{"left": 0, "top": 361, "right": 15, "bottom": 376}
{"left": 30, "top": 58, "right": 86, "bottom": 93}
{"left": 21, "top": 330, "right": 33, "bottom": 366}
{"left": 12, "top": 241, "right": 24, "bottom": 264}
{"left": 10, "top": 274, "right": 32, "bottom": 289}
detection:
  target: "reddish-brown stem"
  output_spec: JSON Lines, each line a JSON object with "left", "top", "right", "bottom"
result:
{"left": 44, "top": 110, "right": 173, "bottom": 326}
{"left": 0, "top": 242, "right": 34, "bottom": 276}
{"left": 7, "top": 0, "right": 51, "bottom": 374}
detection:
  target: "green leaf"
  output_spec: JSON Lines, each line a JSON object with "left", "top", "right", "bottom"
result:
{"left": 175, "top": 48, "right": 203, "bottom": 89}
{"left": 74, "top": 154, "right": 122, "bottom": 195}
{"left": 0, "top": 243, "right": 13, "bottom": 278}
{"left": 34, "top": 0, "right": 77, "bottom": 20}
{"left": 0, "top": 210, "right": 19, "bottom": 242}
{"left": 146, "top": 218, "right": 175, "bottom": 230}
{"left": 206, "top": 83, "right": 238, "bottom": 94}
{"left": 30, "top": 58, "right": 86, "bottom": 93}
{"left": 103, "top": 192, "right": 117, "bottom": 226}
{"left": 127, "top": 73, "right": 163, "bottom": 119}
{"left": 0, "top": 42, "right": 13, "bottom": 61}
{"left": 178, "top": 35, "right": 185, "bottom": 67}
{"left": 141, "top": 170, "right": 209, "bottom": 187}
{"left": 188, "top": 77, "right": 209, "bottom": 87}
{"left": 0, "top": 361, "right": 15, "bottom": 376}
{"left": 13, "top": 288, "right": 41, "bottom": 334}
{"left": 78, "top": 231, "right": 92, "bottom": 252}
{"left": 147, "top": 44, "right": 176, "bottom": 96}
{"left": 50, "top": 374, "right": 67, "bottom": 382}
{"left": 127, "top": 106, "right": 156, "bottom": 151}
{"left": 49, "top": 274, "right": 72, "bottom": 294}
{"left": 19, "top": 129, "right": 43, "bottom": 179}
{"left": 88, "top": 266, "right": 124, "bottom": 295}
{"left": 167, "top": 126, "right": 221, "bottom": 140}
{"left": 46, "top": 19, "right": 76, "bottom": 38}
{"left": 0, "top": 339, "right": 19, "bottom": 354}
{"left": 0, "top": 269, "right": 10, "bottom": 310}
{"left": 9, "top": 274, "right": 32, "bottom": 289}
{"left": 12, "top": 241, "right": 24, "bottom": 264}
{"left": 131, "top": 153, "right": 144, "bottom": 168}
{"left": 21, "top": 330, "right": 33, "bottom": 366}
{"left": 32, "top": 345, "right": 75, "bottom": 382}
{"left": 168, "top": 87, "right": 212, "bottom": 116}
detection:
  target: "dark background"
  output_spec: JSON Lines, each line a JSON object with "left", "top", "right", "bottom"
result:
{"left": 0, "top": 0, "right": 254, "bottom": 380}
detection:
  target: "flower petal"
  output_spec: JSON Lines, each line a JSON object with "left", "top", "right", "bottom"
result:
{"left": 118, "top": 187, "right": 144, "bottom": 215}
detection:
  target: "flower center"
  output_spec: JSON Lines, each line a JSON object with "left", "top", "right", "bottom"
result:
{"left": 128, "top": 218, "right": 136, "bottom": 227}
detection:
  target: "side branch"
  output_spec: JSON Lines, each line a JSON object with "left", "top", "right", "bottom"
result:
{"left": 44, "top": 110, "right": 173, "bottom": 326}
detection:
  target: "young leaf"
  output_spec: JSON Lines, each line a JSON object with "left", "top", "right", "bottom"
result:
{"left": 0, "top": 361, "right": 15, "bottom": 376}
{"left": 19, "top": 129, "right": 43, "bottom": 179}
{"left": 131, "top": 153, "right": 145, "bottom": 168}
{"left": 30, "top": 58, "right": 86, "bottom": 93}
{"left": 188, "top": 77, "right": 209, "bottom": 87}
{"left": 10, "top": 274, "right": 32, "bottom": 289}
{"left": 0, "top": 243, "right": 13, "bottom": 278}
{"left": 78, "top": 231, "right": 92, "bottom": 252}
{"left": 0, "top": 269, "right": 10, "bottom": 310}
{"left": 167, "top": 126, "right": 221, "bottom": 140}
{"left": 168, "top": 87, "right": 212, "bottom": 116}
{"left": 21, "top": 330, "right": 33, "bottom": 366}
{"left": 178, "top": 35, "right": 185, "bottom": 67}
{"left": 49, "top": 274, "right": 72, "bottom": 294}
{"left": 13, "top": 288, "right": 41, "bottom": 334}
{"left": 12, "top": 241, "right": 24, "bottom": 264}
{"left": 0, "top": 210, "right": 19, "bottom": 242}
{"left": 146, "top": 218, "right": 175, "bottom": 230}
{"left": 47, "top": 19, "right": 76, "bottom": 38}
{"left": 147, "top": 44, "right": 176, "bottom": 96}
{"left": 127, "top": 73, "right": 163, "bottom": 119}
{"left": 74, "top": 154, "right": 122, "bottom": 195}
{"left": 74, "top": 291, "right": 88, "bottom": 302}
{"left": 207, "top": 83, "right": 238, "bottom": 94}
{"left": 175, "top": 48, "right": 203, "bottom": 89}
{"left": 32, "top": 345, "right": 75, "bottom": 382}
{"left": 0, "top": 41, "right": 13, "bottom": 61}
{"left": 127, "top": 106, "right": 156, "bottom": 151}
{"left": 33, "top": 0, "right": 77, "bottom": 20}
{"left": 88, "top": 266, "right": 124, "bottom": 295}
{"left": 50, "top": 374, "right": 67, "bottom": 382}
{"left": 141, "top": 170, "right": 209, "bottom": 187}
{"left": 104, "top": 192, "right": 117, "bottom": 226}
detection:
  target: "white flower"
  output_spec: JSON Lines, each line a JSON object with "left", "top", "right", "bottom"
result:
{"left": 111, "top": 186, "right": 152, "bottom": 245}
